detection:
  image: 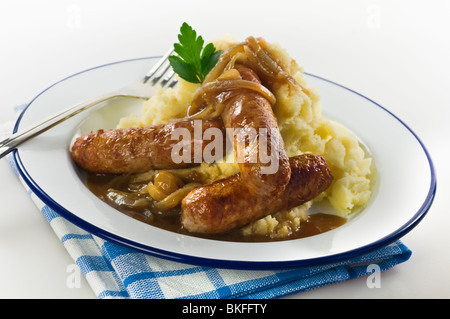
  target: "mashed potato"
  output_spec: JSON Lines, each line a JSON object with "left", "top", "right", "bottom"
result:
{"left": 118, "top": 36, "right": 374, "bottom": 238}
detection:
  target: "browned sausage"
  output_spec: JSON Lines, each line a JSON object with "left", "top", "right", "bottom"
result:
{"left": 221, "top": 64, "right": 291, "bottom": 197}
{"left": 181, "top": 154, "right": 333, "bottom": 234}
{"left": 71, "top": 119, "right": 225, "bottom": 174}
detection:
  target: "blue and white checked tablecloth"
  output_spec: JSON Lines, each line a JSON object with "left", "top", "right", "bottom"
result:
{"left": 1, "top": 112, "right": 412, "bottom": 299}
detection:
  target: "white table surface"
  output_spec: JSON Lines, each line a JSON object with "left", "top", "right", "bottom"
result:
{"left": 1, "top": 0, "right": 449, "bottom": 299}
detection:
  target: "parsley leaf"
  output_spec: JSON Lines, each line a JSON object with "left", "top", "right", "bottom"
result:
{"left": 169, "top": 22, "right": 222, "bottom": 84}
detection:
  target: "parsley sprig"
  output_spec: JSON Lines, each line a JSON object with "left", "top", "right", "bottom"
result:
{"left": 169, "top": 22, "right": 222, "bottom": 84}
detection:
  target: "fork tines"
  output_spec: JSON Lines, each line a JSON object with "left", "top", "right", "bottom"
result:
{"left": 144, "top": 49, "right": 177, "bottom": 88}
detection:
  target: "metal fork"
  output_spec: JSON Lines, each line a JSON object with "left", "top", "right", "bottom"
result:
{"left": 0, "top": 49, "right": 176, "bottom": 160}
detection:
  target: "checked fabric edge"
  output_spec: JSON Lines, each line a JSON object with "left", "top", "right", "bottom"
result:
{"left": 7, "top": 154, "right": 129, "bottom": 299}
{"left": 240, "top": 241, "right": 412, "bottom": 299}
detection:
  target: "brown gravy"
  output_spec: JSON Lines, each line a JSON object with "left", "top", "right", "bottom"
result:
{"left": 86, "top": 172, "right": 346, "bottom": 242}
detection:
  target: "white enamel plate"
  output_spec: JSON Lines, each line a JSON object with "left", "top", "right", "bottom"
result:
{"left": 13, "top": 57, "right": 436, "bottom": 269}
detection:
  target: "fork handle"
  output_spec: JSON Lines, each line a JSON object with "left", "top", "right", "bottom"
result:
{"left": 0, "top": 93, "right": 143, "bottom": 160}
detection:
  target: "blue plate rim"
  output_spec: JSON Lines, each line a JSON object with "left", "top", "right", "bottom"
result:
{"left": 12, "top": 57, "right": 437, "bottom": 270}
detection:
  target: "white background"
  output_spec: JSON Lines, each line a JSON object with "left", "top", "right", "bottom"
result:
{"left": 0, "top": 0, "right": 449, "bottom": 298}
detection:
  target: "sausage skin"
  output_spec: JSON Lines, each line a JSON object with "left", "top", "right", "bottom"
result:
{"left": 181, "top": 154, "right": 333, "bottom": 234}
{"left": 221, "top": 65, "right": 291, "bottom": 197}
{"left": 71, "top": 119, "right": 225, "bottom": 174}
